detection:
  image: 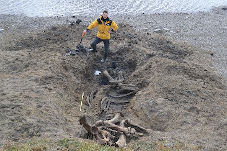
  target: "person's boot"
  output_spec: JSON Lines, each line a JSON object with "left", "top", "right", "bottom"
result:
{"left": 101, "top": 54, "right": 107, "bottom": 63}
{"left": 88, "top": 48, "right": 94, "bottom": 52}
{"left": 89, "top": 44, "right": 97, "bottom": 52}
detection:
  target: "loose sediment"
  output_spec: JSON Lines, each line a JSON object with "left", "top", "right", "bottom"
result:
{"left": 0, "top": 10, "right": 226, "bottom": 150}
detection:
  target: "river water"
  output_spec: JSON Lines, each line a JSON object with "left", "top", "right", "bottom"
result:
{"left": 0, "top": 0, "right": 227, "bottom": 17}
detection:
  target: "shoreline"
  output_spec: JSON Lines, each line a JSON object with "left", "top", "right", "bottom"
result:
{"left": 0, "top": 6, "right": 226, "bottom": 82}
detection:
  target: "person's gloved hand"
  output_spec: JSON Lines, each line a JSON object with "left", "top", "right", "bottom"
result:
{"left": 82, "top": 30, "right": 87, "bottom": 37}
{"left": 108, "top": 28, "right": 115, "bottom": 33}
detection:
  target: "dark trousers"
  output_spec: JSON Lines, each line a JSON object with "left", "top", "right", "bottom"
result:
{"left": 91, "top": 37, "right": 110, "bottom": 60}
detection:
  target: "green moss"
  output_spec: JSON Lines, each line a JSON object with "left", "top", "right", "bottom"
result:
{"left": 0, "top": 138, "right": 179, "bottom": 151}
{"left": 58, "top": 138, "right": 80, "bottom": 150}
{"left": 3, "top": 146, "right": 17, "bottom": 151}
{"left": 76, "top": 142, "right": 117, "bottom": 151}
{"left": 130, "top": 141, "right": 155, "bottom": 151}
{"left": 57, "top": 139, "right": 128, "bottom": 151}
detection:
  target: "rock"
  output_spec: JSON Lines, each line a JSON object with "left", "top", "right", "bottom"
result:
{"left": 76, "top": 19, "right": 82, "bottom": 25}
{"left": 153, "top": 27, "right": 170, "bottom": 34}
{"left": 69, "top": 21, "right": 76, "bottom": 26}
{"left": 51, "top": 26, "right": 57, "bottom": 31}
{"left": 221, "top": 7, "right": 227, "bottom": 11}
{"left": 153, "top": 28, "right": 164, "bottom": 34}
{"left": 163, "top": 28, "right": 170, "bottom": 31}
{"left": 68, "top": 19, "right": 82, "bottom": 26}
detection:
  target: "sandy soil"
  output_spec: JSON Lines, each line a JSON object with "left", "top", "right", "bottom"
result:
{"left": 0, "top": 6, "right": 227, "bottom": 151}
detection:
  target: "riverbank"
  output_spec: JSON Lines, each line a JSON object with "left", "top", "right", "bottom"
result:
{"left": 0, "top": 7, "right": 226, "bottom": 151}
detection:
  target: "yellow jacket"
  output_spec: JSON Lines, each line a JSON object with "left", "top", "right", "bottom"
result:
{"left": 87, "top": 16, "right": 118, "bottom": 40}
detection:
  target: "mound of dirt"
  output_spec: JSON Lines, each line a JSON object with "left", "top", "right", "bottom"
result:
{"left": 0, "top": 21, "right": 226, "bottom": 150}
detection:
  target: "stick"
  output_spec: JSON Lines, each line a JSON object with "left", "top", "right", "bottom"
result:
{"left": 79, "top": 92, "right": 84, "bottom": 112}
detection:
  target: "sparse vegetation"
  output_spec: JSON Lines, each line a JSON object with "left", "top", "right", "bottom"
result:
{"left": 0, "top": 138, "right": 133, "bottom": 151}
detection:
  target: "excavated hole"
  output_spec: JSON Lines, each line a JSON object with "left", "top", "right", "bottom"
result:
{"left": 78, "top": 48, "right": 140, "bottom": 139}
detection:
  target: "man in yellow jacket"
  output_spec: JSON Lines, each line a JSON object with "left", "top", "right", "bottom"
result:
{"left": 83, "top": 10, "right": 118, "bottom": 62}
